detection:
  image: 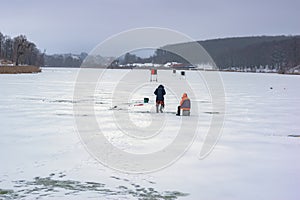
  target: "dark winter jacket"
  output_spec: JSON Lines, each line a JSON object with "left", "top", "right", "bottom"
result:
{"left": 154, "top": 85, "right": 166, "bottom": 101}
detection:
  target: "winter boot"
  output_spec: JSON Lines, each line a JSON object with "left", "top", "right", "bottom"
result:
{"left": 160, "top": 105, "right": 164, "bottom": 113}
{"left": 176, "top": 106, "right": 181, "bottom": 116}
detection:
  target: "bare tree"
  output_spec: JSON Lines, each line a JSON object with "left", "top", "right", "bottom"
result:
{"left": 13, "top": 35, "right": 30, "bottom": 66}
{"left": 4, "top": 36, "right": 13, "bottom": 61}
{"left": 0, "top": 32, "right": 4, "bottom": 59}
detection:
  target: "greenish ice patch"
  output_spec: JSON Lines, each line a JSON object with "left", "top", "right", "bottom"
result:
{"left": 0, "top": 173, "right": 189, "bottom": 199}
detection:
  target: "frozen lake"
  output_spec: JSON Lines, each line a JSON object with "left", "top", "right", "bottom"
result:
{"left": 0, "top": 68, "right": 300, "bottom": 199}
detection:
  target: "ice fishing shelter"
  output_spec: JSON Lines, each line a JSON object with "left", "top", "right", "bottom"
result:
{"left": 172, "top": 69, "right": 176, "bottom": 76}
{"left": 180, "top": 70, "right": 186, "bottom": 79}
{"left": 150, "top": 69, "right": 158, "bottom": 82}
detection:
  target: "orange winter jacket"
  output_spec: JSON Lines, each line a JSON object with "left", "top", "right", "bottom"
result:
{"left": 180, "top": 93, "right": 191, "bottom": 111}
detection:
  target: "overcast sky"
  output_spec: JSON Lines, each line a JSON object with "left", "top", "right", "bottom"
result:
{"left": 1, "top": 0, "right": 299, "bottom": 54}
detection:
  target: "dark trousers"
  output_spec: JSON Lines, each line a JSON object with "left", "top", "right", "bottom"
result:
{"left": 176, "top": 106, "right": 181, "bottom": 116}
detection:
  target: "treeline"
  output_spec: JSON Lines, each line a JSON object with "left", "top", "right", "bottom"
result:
{"left": 0, "top": 32, "right": 44, "bottom": 66}
{"left": 200, "top": 36, "right": 300, "bottom": 71}
{"left": 43, "top": 35, "right": 300, "bottom": 72}
{"left": 110, "top": 51, "right": 190, "bottom": 68}
{"left": 155, "top": 35, "right": 300, "bottom": 72}
{"left": 114, "top": 35, "right": 300, "bottom": 72}
{"left": 44, "top": 53, "right": 87, "bottom": 67}
{"left": 44, "top": 53, "right": 116, "bottom": 68}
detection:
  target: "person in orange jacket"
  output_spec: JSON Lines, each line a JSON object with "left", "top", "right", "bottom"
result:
{"left": 176, "top": 93, "right": 191, "bottom": 116}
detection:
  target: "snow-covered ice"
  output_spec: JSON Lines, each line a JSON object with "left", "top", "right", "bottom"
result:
{"left": 0, "top": 68, "right": 299, "bottom": 199}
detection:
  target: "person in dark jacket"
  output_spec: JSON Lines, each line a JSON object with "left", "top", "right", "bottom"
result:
{"left": 154, "top": 85, "right": 166, "bottom": 113}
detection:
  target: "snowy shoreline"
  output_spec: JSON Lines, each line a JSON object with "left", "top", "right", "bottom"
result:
{"left": 42, "top": 66, "right": 300, "bottom": 75}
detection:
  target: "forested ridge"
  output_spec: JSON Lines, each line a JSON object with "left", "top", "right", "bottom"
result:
{"left": 115, "top": 35, "right": 300, "bottom": 73}
{"left": 161, "top": 35, "right": 300, "bottom": 72}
